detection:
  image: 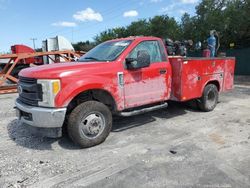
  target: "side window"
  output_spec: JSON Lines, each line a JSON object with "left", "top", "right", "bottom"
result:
{"left": 128, "top": 41, "right": 163, "bottom": 63}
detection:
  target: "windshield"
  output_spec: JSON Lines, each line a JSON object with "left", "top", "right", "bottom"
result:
{"left": 79, "top": 40, "right": 132, "bottom": 62}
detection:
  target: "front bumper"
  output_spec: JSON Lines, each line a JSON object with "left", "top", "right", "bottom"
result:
{"left": 15, "top": 100, "right": 67, "bottom": 128}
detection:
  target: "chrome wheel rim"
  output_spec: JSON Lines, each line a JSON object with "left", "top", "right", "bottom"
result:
{"left": 80, "top": 112, "right": 105, "bottom": 139}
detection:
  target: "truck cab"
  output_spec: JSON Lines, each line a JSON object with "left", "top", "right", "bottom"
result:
{"left": 15, "top": 36, "right": 235, "bottom": 148}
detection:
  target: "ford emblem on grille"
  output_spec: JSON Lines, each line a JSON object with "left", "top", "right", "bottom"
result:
{"left": 17, "top": 85, "right": 23, "bottom": 94}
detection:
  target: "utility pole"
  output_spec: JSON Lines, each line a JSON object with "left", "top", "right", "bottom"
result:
{"left": 30, "top": 38, "right": 37, "bottom": 50}
{"left": 71, "top": 28, "right": 74, "bottom": 43}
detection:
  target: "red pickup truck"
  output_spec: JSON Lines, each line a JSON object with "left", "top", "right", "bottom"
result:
{"left": 16, "top": 36, "right": 235, "bottom": 148}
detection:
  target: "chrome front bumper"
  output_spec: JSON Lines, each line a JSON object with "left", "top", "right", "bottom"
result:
{"left": 15, "top": 100, "right": 67, "bottom": 128}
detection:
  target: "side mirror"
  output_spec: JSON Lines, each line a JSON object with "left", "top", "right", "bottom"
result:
{"left": 125, "top": 50, "right": 150, "bottom": 69}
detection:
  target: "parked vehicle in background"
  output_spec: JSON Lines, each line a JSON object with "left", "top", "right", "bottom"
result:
{"left": 15, "top": 36, "right": 235, "bottom": 148}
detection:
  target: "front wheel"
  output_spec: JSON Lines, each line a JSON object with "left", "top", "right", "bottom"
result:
{"left": 198, "top": 84, "right": 218, "bottom": 112}
{"left": 67, "top": 101, "right": 112, "bottom": 148}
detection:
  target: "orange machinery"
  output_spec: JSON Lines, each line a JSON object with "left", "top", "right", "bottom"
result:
{"left": 0, "top": 45, "right": 82, "bottom": 94}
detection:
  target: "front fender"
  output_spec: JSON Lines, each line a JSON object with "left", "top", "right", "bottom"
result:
{"left": 55, "top": 76, "right": 124, "bottom": 110}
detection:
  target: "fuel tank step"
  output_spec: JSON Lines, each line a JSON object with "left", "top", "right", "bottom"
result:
{"left": 118, "top": 102, "right": 168, "bottom": 117}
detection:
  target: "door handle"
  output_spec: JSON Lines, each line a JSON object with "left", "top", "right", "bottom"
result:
{"left": 159, "top": 69, "right": 167, "bottom": 74}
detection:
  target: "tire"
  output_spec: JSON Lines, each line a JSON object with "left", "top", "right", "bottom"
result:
{"left": 67, "top": 101, "right": 112, "bottom": 148}
{"left": 198, "top": 84, "right": 218, "bottom": 112}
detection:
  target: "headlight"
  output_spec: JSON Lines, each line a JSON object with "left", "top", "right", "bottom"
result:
{"left": 37, "top": 79, "right": 61, "bottom": 107}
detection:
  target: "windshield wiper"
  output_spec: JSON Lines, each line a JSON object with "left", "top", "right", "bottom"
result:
{"left": 79, "top": 56, "right": 110, "bottom": 62}
{"left": 83, "top": 57, "right": 100, "bottom": 61}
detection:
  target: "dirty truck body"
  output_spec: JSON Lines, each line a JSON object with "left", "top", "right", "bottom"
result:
{"left": 15, "top": 36, "right": 235, "bottom": 148}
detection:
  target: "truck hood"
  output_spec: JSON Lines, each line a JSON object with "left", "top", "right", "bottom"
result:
{"left": 19, "top": 61, "right": 110, "bottom": 79}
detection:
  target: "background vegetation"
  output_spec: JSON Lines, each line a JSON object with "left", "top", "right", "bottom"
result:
{"left": 73, "top": 0, "right": 250, "bottom": 52}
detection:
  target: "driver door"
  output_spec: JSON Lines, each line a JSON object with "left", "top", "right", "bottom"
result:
{"left": 123, "top": 40, "right": 169, "bottom": 109}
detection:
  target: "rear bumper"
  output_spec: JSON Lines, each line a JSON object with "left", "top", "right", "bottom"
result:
{"left": 15, "top": 100, "right": 66, "bottom": 128}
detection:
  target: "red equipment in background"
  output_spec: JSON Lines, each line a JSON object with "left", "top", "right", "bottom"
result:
{"left": 10, "top": 45, "right": 42, "bottom": 65}
{"left": 202, "top": 49, "right": 211, "bottom": 57}
{"left": 0, "top": 44, "right": 83, "bottom": 94}
{"left": 11, "top": 45, "right": 34, "bottom": 54}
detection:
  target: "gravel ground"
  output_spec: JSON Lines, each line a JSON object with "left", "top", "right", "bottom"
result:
{"left": 0, "top": 82, "right": 250, "bottom": 188}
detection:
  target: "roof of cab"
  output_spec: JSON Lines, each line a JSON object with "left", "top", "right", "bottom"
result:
{"left": 109, "top": 36, "right": 161, "bottom": 42}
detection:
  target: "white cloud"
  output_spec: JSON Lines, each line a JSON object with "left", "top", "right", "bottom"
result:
{"left": 160, "top": 3, "right": 189, "bottom": 20}
{"left": 52, "top": 21, "right": 77, "bottom": 27}
{"left": 150, "top": 0, "right": 162, "bottom": 3}
{"left": 160, "top": 0, "right": 198, "bottom": 14}
{"left": 180, "top": 0, "right": 198, "bottom": 4}
{"left": 160, "top": 3, "right": 189, "bottom": 14}
{"left": 160, "top": 3, "right": 176, "bottom": 13}
{"left": 123, "top": 10, "right": 138, "bottom": 17}
{"left": 73, "top": 8, "right": 103, "bottom": 22}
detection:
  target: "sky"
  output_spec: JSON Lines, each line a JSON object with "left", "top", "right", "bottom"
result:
{"left": 0, "top": 0, "right": 200, "bottom": 52}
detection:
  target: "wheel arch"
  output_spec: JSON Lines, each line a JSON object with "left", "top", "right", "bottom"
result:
{"left": 203, "top": 80, "right": 221, "bottom": 92}
{"left": 66, "top": 89, "right": 118, "bottom": 114}
{"left": 198, "top": 80, "right": 219, "bottom": 112}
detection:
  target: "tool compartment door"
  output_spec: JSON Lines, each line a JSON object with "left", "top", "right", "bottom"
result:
{"left": 181, "top": 59, "right": 203, "bottom": 101}
{"left": 200, "top": 58, "right": 225, "bottom": 93}
{"left": 169, "top": 57, "right": 203, "bottom": 101}
{"left": 223, "top": 58, "right": 235, "bottom": 91}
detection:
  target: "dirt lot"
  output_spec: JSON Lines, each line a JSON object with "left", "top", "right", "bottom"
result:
{"left": 0, "top": 80, "right": 250, "bottom": 188}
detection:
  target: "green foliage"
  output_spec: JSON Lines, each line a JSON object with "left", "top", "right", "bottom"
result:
{"left": 94, "top": 16, "right": 182, "bottom": 43}
{"left": 72, "top": 40, "right": 95, "bottom": 52}
{"left": 149, "top": 15, "right": 181, "bottom": 39}
{"left": 181, "top": 13, "right": 198, "bottom": 40}
{"left": 222, "top": 0, "right": 250, "bottom": 48}
{"left": 126, "top": 19, "right": 150, "bottom": 36}
{"left": 189, "top": 0, "right": 250, "bottom": 48}
{"left": 74, "top": 0, "right": 249, "bottom": 51}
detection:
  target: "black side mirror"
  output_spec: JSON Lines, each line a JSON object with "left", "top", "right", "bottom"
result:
{"left": 126, "top": 50, "right": 150, "bottom": 69}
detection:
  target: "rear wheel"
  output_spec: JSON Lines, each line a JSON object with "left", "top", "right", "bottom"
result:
{"left": 67, "top": 101, "right": 112, "bottom": 148}
{"left": 198, "top": 84, "right": 218, "bottom": 112}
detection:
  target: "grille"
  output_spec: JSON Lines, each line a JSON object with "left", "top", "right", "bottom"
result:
{"left": 17, "top": 76, "right": 43, "bottom": 106}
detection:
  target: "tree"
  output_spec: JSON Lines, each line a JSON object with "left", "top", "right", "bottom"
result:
{"left": 149, "top": 15, "right": 181, "bottom": 40}
{"left": 113, "top": 27, "right": 129, "bottom": 38}
{"left": 94, "top": 29, "right": 118, "bottom": 44}
{"left": 223, "top": 0, "right": 250, "bottom": 48}
{"left": 194, "top": 0, "right": 250, "bottom": 48}
{"left": 93, "top": 16, "right": 181, "bottom": 44}
{"left": 75, "top": 0, "right": 250, "bottom": 50}
{"left": 126, "top": 19, "right": 151, "bottom": 36}
{"left": 181, "top": 13, "right": 198, "bottom": 41}
{"left": 195, "top": 0, "right": 226, "bottom": 42}
{"left": 72, "top": 40, "right": 95, "bottom": 52}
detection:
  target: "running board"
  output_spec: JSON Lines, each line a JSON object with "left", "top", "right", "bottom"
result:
{"left": 119, "top": 102, "right": 168, "bottom": 117}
